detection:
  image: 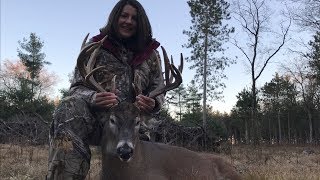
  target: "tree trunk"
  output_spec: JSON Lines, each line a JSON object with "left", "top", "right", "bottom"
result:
{"left": 251, "top": 79, "right": 259, "bottom": 144}
{"left": 269, "top": 116, "right": 272, "bottom": 144}
{"left": 307, "top": 109, "right": 313, "bottom": 143}
{"left": 245, "top": 118, "right": 249, "bottom": 144}
{"left": 202, "top": 29, "right": 209, "bottom": 149}
{"left": 278, "top": 109, "right": 282, "bottom": 144}
{"left": 202, "top": 32, "right": 208, "bottom": 130}
{"left": 287, "top": 111, "right": 290, "bottom": 144}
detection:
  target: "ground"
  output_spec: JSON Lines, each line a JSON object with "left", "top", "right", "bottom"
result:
{"left": 0, "top": 144, "right": 319, "bottom": 180}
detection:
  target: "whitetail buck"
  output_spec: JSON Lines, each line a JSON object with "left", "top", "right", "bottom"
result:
{"left": 78, "top": 34, "right": 241, "bottom": 180}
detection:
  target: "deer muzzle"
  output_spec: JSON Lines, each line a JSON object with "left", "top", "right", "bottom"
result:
{"left": 116, "top": 141, "right": 134, "bottom": 162}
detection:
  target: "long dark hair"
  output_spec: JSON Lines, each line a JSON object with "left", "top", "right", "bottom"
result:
{"left": 100, "top": 0, "right": 153, "bottom": 52}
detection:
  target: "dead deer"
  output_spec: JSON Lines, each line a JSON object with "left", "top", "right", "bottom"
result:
{"left": 77, "top": 34, "right": 241, "bottom": 180}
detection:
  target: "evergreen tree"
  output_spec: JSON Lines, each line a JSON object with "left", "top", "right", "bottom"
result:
{"left": 261, "top": 73, "right": 297, "bottom": 143}
{"left": 184, "top": 80, "right": 202, "bottom": 113}
{"left": 17, "top": 33, "right": 50, "bottom": 100}
{"left": 231, "top": 88, "right": 255, "bottom": 143}
{"left": 166, "top": 84, "right": 187, "bottom": 121}
{"left": 307, "top": 31, "right": 320, "bottom": 83}
{"left": 183, "top": 0, "right": 234, "bottom": 130}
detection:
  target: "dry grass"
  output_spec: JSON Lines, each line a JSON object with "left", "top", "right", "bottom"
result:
{"left": 0, "top": 143, "right": 319, "bottom": 179}
{"left": 224, "top": 145, "right": 320, "bottom": 180}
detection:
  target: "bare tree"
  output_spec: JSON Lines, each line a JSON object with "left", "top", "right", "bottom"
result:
{"left": 232, "top": 0, "right": 291, "bottom": 143}
{"left": 282, "top": 58, "right": 317, "bottom": 143}
{"left": 285, "top": 0, "right": 320, "bottom": 31}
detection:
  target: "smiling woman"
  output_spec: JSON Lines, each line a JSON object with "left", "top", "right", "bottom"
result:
{"left": 46, "top": 0, "right": 166, "bottom": 179}
{"left": 117, "top": 5, "right": 137, "bottom": 39}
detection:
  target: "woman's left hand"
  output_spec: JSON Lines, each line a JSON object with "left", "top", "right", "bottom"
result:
{"left": 135, "top": 94, "right": 155, "bottom": 113}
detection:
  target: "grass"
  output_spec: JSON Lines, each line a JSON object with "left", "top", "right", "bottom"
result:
{"left": 0, "top": 143, "right": 319, "bottom": 179}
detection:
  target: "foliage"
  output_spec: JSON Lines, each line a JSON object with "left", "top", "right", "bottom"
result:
{"left": 261, "top": 73, "right": 297, "bottom": 111}
{"left": 17, "top": 33, "right": 50, "bottom": 80}
{"left": 184, "top": 80, "right": 202, "bottom": 113}
{"left": 166, "top": 84, "right": 187, "bottom": 121}
{"left": 307, "top": 31, "right": 320, "bottom": 84}
{"left": 0, "top": 33, "right": 56, "bottom": 121}
{"left": 183, "top": 0, "right": 234, "bottom": 100}
{"left": 286, "top": 0, "right": 320, "bottom": 31}
{"left": 180, "top": 108, "right": 227, "bottom": 139}
{"left": 59, "top": 88, "right": 70, "bottom": 99}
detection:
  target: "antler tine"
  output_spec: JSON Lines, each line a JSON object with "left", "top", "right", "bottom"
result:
{"left": 168, "top": 53, "right": 183, "bottom": 83}
{"left": 148, "top": 46, "right": 183, "bottom": 98}
{"left": 169, "top": 55, "right": 174, "bottom": 83}
{"left": 179, "top": 53, "right": 184, "bottom": 73}
{"left": 77, "top": 41, "right": 100, "bottom": 81}
{"left": 164, "top": 48, "right": 171, "bottom": 87}
{"left": 81, "top": 33, "right": 90, "bottom": 50}
{"left": 76, "top": 34, "right": 109, "bottom": 92}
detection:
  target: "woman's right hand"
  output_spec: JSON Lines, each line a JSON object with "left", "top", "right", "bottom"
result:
{"left": 93, "top": 92, "right": 118, "bottom": 109}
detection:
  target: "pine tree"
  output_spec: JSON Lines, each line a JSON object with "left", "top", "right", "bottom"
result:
{"left": 17, "top": 33, "right": 50, "bottom": 100}
{"left": 183, "top": 0, "right": 234, "bottom": 130}
{"left": 166, "top": 84, "right": 187, "bottom": 121}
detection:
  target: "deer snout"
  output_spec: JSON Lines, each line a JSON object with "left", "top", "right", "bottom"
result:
{"left": 116, "top": 141, "right": 133, "bottom": 162}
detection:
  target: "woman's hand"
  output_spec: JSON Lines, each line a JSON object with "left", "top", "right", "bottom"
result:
{"left": 94, "top": 92, "right": 118, "bottom": 109}
{"left": 135, "top": 94, "right": 156, "bottom": 113}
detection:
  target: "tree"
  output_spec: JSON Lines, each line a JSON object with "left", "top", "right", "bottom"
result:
{"left": 184, "top": 80, "right": 202, "bottom": 114}
{"left": 283, "top": 58, "right": 317, "bottom": 143}
{"left": 166, "top": 84, "right": 187, "bottom": 121}
{"left": 232, "top": 0, "right": 291, "bottom": 143}
{"left": 261, "top": 73, "right": 297, "bottom": 143}
{"left": 0, "top": 60, "right": 57, "bottom": 118}
{"left": 231, "top": 88, "right": 256, "bottom": 143}
{"left": 307, "top": 31, "right": 320, "bottom": 83}
{"left": 285, "top": 0, "right": 320, "bottom": 31}
{"left": 0, "top": 33, "right": 57, "bottom": 119}
{"left": 183, "top": 0, "right": 234, "bottom": 130}
{"left": 17, "top": 33, "right": 50, "bottom": 101}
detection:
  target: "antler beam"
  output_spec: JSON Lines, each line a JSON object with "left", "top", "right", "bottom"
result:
{"left": 148, "top": 46, "right": 183, "bottom": 98}
{"left": 76, "top": 34, "right": 116, "bottom": 92}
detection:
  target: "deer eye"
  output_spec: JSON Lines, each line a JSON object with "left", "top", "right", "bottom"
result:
{"left": 135, "top": 121, "right": 141, "bottom": 126}
{"left": 110, "top": 118, "right": 116, "bottom": 125}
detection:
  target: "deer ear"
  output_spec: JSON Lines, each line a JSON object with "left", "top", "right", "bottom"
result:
{"left": 140, "top": 115, "right": 160, "bottom": 132}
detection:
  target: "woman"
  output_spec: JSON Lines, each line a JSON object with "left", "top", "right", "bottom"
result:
{"left": 46, "top": 0, "right": 165, "bottom": 179}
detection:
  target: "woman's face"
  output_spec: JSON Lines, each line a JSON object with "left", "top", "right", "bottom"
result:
{"left": 117, "top": 4, "right": 137, "bottom": 39}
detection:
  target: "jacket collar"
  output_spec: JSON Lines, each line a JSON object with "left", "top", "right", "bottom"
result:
{"left": 91, "top": 33, "right": 160, "bottom": 68}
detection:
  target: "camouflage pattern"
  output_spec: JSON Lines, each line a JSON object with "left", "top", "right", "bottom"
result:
{"left": 47, "top": 44, "right": 165, "bottom": 179}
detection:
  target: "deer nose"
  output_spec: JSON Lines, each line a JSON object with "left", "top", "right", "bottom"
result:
{"left": 117, "top": 143, "right": 133, "bottom": 162}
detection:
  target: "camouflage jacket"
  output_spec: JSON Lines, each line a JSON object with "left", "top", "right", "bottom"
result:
{"left": 69, "top": 35, "right": 165, "bottom": 112}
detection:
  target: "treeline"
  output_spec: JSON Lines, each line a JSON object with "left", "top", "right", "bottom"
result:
{"left": 165, "top": 30, "right": 320, "bottom": 145}
{"left": 163, "top": 73, "right": 319, "bottom": 145}
{"left": 0, "top": 33, "right": 56, "bottom": 144}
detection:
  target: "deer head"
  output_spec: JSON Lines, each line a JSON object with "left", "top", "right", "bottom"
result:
{"left": 100, "top": 101, "right": 141, "bottom": 162}
{"left": 77, "top": 34, "right": 183, "bottom": 162}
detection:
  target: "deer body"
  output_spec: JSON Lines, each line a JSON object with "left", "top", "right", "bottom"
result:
{"left": 102, "top": 140, "right": 240, "bottom": 180}
{"left": 99, "top": 102, "right": 241, "bottom": 180}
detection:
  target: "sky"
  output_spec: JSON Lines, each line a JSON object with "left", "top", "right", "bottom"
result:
{"left": 0, "top": 0, "right": 303, "bottom": 113}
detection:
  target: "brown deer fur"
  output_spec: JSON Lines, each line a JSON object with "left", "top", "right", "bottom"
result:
{"left": 100, "top": 102, "right": 241, "bottom": 180}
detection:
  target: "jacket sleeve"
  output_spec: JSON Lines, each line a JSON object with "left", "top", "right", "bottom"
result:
{"left": 68, "top": 66, "right": 97, "bottom": 105}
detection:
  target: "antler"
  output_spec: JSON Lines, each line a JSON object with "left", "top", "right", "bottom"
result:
{"left": 148, "top": 46, "right": 183, "bottom": 98}
{"left": 76, "top": 33, "right": 116, "bottom": 92}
